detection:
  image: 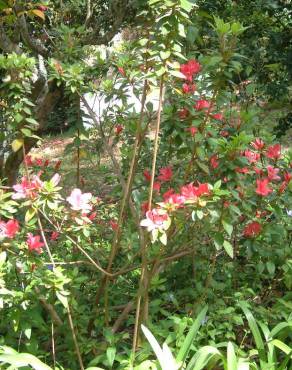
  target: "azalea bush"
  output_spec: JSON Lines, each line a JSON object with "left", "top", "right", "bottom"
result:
{"left": 0, "top": 0, "right": 291, "bottom": 369}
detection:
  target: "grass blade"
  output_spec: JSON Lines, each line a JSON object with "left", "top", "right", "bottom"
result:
{"left": 239, "top": 302, "right": 267, "bottom": 367}
{"left": 227, "top": 342, "right": 237, "bottom": 370}
{"left": 176, "top": 305, "right": 208, "bottom": 364}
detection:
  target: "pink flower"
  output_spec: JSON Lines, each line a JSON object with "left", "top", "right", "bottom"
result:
{"left": 210, "top": 154, "right": 219, "bottom": 169}
{"left": 180, "top": 59, "right": 201, "bottom": 81}
{"left": 244, "top": 221, "right": 262, "bottom": 238}
{"left": 266, "top": 144, "right": 281, "bottom": 160}
{"left": 181, "top": 182, "right": 209, "bottom": 201}
{"left": 27, "top": 233, "right": 44, "bottom": 254}
{"left": 51, "top": 173, "right": 61, "bottom": 186}
{"left": 0, "top": 219, "right": 19, "bottom": 239}
{"left": 163, "top": 189, "right": 175, "bottom": 200}
{"left": 251, "top": 138, "right": 265, "bottom": 150}
{"left": 194, "top": 100, "right": 210, "bottom": 111}
{"left": 267, "top": 165, "right": 281, "bottom": 181}
{"left": 66, "top": 188, "right": 92, "bottom": 213}
{"left": 253, "top": 167, "right": 263, "bottom": 176}
{"left": 186, "top": 126, "right": 198, "bottom": 137}
{"left": 140, "top": 208, "right": 169, "bottom": 232}
{"left": 163, "top": 193, "right": 185, "bottom": 211}
{"left": 244, "top": 150, "right": 260, "bottom": 164}
{"left": 220, "top": 130, "right": 229, "bottom": 137}
{"left": 158, "top": 167, "right": 173, "bottom": 182}
{"left": 50, "top": 231, "right": 59, "bottom": 241}
{"left": 256, "top": 178, "right": 273, "bottom": 196}
{"left": 182, "top": 83, "right": 196, "bottom": 94}
{"left": 12, "top": 176, "right": 43, "bottom": 200}
{"left": 212, "top": 113, "right": 223, "bottom": 120}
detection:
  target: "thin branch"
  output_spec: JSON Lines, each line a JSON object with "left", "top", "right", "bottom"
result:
{"left": 17, "top": 15, "right": 48, "bottom": 56}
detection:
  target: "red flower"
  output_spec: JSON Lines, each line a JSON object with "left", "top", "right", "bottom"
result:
{"left": 88, "top": 212, "right": 97, "bottom": 221}
{"left": 141, "top": 201, "right": 150, "bottom": 214}
{"left": 115, "top": 124, "right": 123, "bottom": 135}
{"left": 118, "top": 67, "right": 126, "bottom": 76}
{"left": 279, "top": 181, "right": 287, "bottom": 194}
{"left": 283, "top": 171, "right": 292, "bottom": 183}
{"left": 256, "top": 178, "right": 273, "bottom": 196}
{"left": 186, "top": 126, "right": 198, "bottom": 137}
{"left": 24, "top": 155, "right": 34, "bottom": 166}
{"left": 244, "top": 150, "right": 260, "bottom": 164}
{"left": 0, "top": 219, "right": 19, "bottom": 239}
{"left": 50, "top": 231, "right": 59, "bottom": 241}
{"left": 267, "top": 165, "right": 281, "bottom": 181}
{"left": 27, "top": 233, "right": 44, "bottom": 254}
{"left": 109, "top": 220, "right": 118, "bottom": 231}
{"left": 143, "top": 170, "right": 151, "bottom": 182}
{"left": 153, "top": 182, "right": 161, "bottom": 193}
{"left": 178, "top": 108, "right": 189, "bottom": 119}
{"left": 162, "top": 189, "right": 175, "bottom": 201}
{"left": 243, "top": 221, "right": 262, "bottom": 238}
{"left": 194, "top": 99, "right": 210, "bottom": 111}
{"left": 212, "top": 113, "right": 223, "bottom": 120}
{"left": 43, "top": 159, "right": 50, "bottom": 167}
{"left": 210, "top": 154, "right": 219, "bottom": 169}
{"left": 266, "top": 144, "right": 281, "bottom": 160}
{"left": 158, "top": 166, "right": 173, "bottom": 182}
{"left": 251, "top": 138, "right": 265, "bottom": 151}
{"left": 236, "top": 167, "right": 249, "bottom": 174}
{"left": 180, "top": 59, "right": 201, "bottom": 81}
{"left": 182, "top": 83, "right": 196, "bottom": 94}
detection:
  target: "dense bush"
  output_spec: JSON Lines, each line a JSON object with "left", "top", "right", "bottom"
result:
{"left": 0, "top": 0, "right": 291, "bottom": 369}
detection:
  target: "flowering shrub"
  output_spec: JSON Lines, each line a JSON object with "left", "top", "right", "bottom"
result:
{"left": 0, "top": 1, "right": 291, "bottom": 369}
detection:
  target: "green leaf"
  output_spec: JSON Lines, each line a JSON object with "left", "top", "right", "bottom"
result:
{"left": 160, "top": 50, "right": 171, "bottom": 60}
{"left": 227, "top": 342, "right": 237, "bottom": 370}
{"left": 176, "top": 306, "right": 208, "bottom": 364}
{"left": 21, "top": 128, "right": 32, "bottom": 137}
{"left": 186, "top": 346, "right": 222, "bottom": 370}
{"left": 222, "top": 220, "right": 233, "bottom": 236}
{"left": 223, "top": 240, "right": 233, "bottom": 259}
{"left": 56, "top": 291, "right": 69, "bottom": 309}
{"left": 169, "top": 70, "right": 186, "bottom": 79}
{"left": 239, "top": 302, "right": 267, "bottom": 366}
{"left": 266, "top": 261, "right": 275, "bottom": 275}
{"left": 214, "top": 233, "right": 224, "bottom": 250}
{"left": 25, "top": 208, "right": 36, "bottom": 223}
{"left": 180, "top": 0, "right": 193, "bottom": 12}
{"left": 106, "top": 347, "right": 116, "bottom": 368}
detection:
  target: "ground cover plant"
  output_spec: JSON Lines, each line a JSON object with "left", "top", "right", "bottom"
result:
{"left": 0, "top": 0, "right": 291, "bottom": 369}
